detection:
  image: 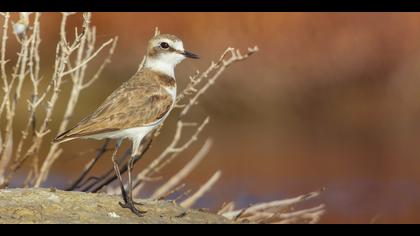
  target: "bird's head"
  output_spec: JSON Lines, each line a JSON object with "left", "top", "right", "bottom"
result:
{"left": 145, "top": 34, "right": 199, "bottom": 77}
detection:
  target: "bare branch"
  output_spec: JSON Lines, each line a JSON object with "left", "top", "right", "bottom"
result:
{"left": 220, "top": 189, "right": 325, "bottom": 224}
{"left": 136, "top": 56, "right": 146, "bottom": 73}
{"left": 217, "top": 202, "right": 236, "bottom": 215}
{"left": 60, "top": 38, "right": 115, "bottom": 77}
{"left": 15, "top": 12, "right": 42, "bottom": 163}
{"left": 156, "top": 183, "right": 186, "bottom": 201}
{"left": 271, "top": 205, "right": 326, "bottom": 224}
{"left": 179, "top": 46, "right": 259, "bottom": 117}
{"left": 66, "top": 139, "right": 110, "bottom": 191}
{"left": 32, "top": 13, "right": 118, "bottom": 187}
{"left": 132, "top": 117, "right": 210, "bottom": 194}
{"left": 0, "top": 131, "right": 12, "bottom": 185}
{"left": 81, "top": 37, "right": 118, "bottom": 89}
{"left": 151, "top": 138, "right": 213, "bottom": 199}
{"left": 180, "top": 170, "right": 222, "bottom": 208}
{"left": 154, "top": 27, "right": 160, "bottom": 36}
{"left": 0, "top": 12, "right": 10, "bottom": 89}
{"left": 222, "top": 189, "right": 322, "bottom": 220}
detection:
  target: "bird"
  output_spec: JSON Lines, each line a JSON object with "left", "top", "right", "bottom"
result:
{"left": 54, "top": 33, "right": 199, "bottom": 216}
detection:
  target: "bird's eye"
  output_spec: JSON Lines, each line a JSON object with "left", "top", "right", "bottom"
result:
{"left": 160, "top": 42, "right": 170, "bottom": 49}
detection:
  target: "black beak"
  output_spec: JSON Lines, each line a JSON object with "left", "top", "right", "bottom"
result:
{"left": 182, "top": 50, "right": 199, "bottom": 59}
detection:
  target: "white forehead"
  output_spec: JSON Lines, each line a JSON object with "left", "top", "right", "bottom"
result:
{"left": 172, "top": 40, "right": 184, "bottom": 51}
{"left": 153, "top": 38, "right": 184, "bottom": 51}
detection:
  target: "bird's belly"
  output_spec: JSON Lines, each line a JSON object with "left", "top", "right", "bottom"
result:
{"left": 84, "top": 125, "right": 156, "bottom": 141}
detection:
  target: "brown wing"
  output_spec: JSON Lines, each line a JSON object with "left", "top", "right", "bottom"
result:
{"left": 54, "top": 70, "right": 173, "bottom": 142}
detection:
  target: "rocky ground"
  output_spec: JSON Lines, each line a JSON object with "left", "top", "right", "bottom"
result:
{"left": 0, "top": 188, "right": 232, "bottom": 224}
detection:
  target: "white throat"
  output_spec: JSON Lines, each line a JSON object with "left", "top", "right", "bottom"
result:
{"left": 144, "top": 57, "right": 176, "bottom": 77}
{"left": 144, "top": 52, "right": 185, "bottom": 78}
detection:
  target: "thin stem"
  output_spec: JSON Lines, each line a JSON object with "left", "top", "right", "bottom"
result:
{"left": 66, "top": 139, "right": 110, "bottom": 191}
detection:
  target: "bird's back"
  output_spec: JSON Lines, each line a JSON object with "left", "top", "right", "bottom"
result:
{"left": 54, "top": 68, "right": 175, "bottom": 143}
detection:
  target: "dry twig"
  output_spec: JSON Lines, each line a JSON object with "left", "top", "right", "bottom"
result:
{"left": 221, "top": 189, "right": 326, "bottom": 224}
{"left": 0, "top": 12, "right": 117, "bottom": 187}
{"left": 151, "top": 138, "right": 213, "bottom": 199}
{"left": 180, "top": 170, "right": 222, "bottom": 208}
{"left": 0, "top": 14, "right": 324, "bottom": 224}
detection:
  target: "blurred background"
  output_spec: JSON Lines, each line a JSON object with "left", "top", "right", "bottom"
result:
{"left": 7, "top": 12, "right": 420, "bottom": 223}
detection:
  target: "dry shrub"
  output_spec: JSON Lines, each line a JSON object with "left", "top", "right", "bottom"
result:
{"left": 0, "top": 12, "right": 325, "bottom": 224}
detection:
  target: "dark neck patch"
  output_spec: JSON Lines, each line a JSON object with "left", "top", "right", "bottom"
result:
{"left": 156, "top": 72, "right": 176, "bottom": 87}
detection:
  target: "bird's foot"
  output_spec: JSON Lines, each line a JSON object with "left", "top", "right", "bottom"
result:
{"left": 119, "top": 200, "right": 147, "bottom": 217}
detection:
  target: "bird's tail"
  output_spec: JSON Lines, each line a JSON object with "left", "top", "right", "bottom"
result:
{"left": 53, "top": 129, "right": 75, "bottom": 144}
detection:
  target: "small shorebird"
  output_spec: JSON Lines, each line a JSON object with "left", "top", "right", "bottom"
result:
{"left": 54, "top": 33, "right": 199, "bottom": 216}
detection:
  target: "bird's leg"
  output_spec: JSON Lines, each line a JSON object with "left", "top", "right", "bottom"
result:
{"left": 111, "top": 139, "right": 128, "bottom": 204}
{"left": 131, "top": 138, "right": 148, "bottom": 205}
{"left": 119, "top": 142, "right": 147, "bottom": 217}
{"left": 128, "top": 153, "right": 144, "bottom": 206}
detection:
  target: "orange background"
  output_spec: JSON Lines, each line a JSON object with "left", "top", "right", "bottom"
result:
{"left": 6, "top": 13, "right": 420, "bottom": 223}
